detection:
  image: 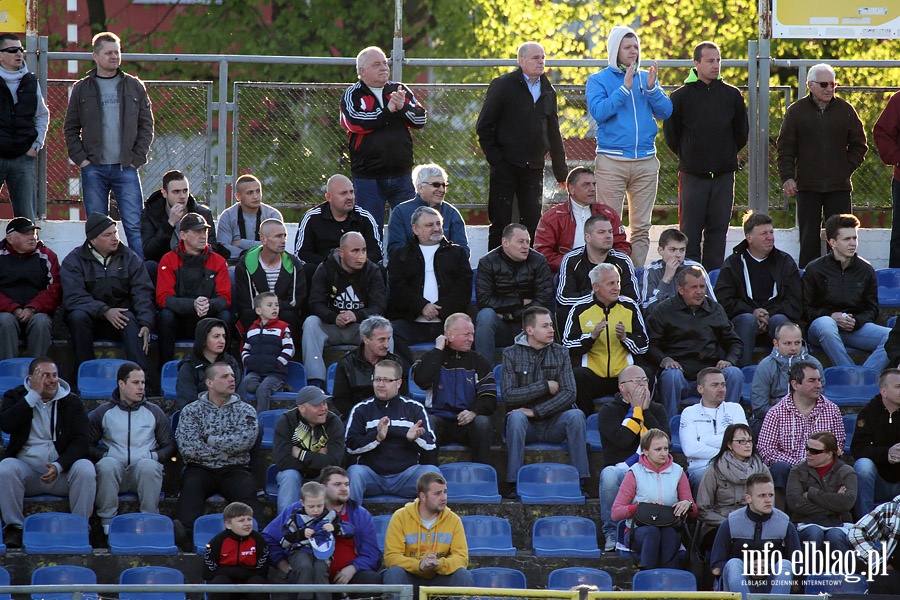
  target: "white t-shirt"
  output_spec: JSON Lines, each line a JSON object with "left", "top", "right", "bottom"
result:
{"left": 679, "top": 401, "right": 748, "bottom": 470}
{"left": 417, "top": 244, "right": 441, "bottom": 322}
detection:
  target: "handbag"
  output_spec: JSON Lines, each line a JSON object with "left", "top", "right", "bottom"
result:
{"left": 632, "top": 502, "right": 679, "bottom": 528}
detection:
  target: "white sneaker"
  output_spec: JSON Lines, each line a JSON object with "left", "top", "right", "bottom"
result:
{"left": 604, "top": 535, "right": 616, "bottom": 552}
{"left": 102, "top": 524, "right": 110, "bottom": 536}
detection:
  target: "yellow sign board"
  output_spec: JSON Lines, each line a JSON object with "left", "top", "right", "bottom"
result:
{"left": 773, "top": 0, "right": 900, "bottom": 38}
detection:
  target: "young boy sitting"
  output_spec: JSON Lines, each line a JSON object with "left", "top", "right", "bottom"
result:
{"left": 241, "top": 291, "right": 295, "bottom": 411}
{"left": 641, "top": 228, "right": 716, "bottom": 314}
{"left": 204, "top": 501, "right": 270, "bottom": 600}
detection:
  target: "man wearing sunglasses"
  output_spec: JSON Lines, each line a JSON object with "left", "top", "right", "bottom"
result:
{"left": 776, "top": 63, "right": 867, "bottom": 268}
{"left": 0, "top": 34, "right": 48, "bottom": 221}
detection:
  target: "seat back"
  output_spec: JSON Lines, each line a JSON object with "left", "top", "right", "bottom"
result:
{"left": 823, "top": 366, "right": 879, "bottom": 405}
{"left": 23, "top": 512, "right": 92, "bottom": 554}
{"left": 192, "top": 513, "right": 225, "bottom": 554}
{"left": 31, "top": 566, "right": 98, "bottom": 600}
{"left": 586, "top": 413, "right": 603, "bottom": 451}
{"left": 461, "top": 516, "right": 515, "bottom": 556}
{"left": 440, "top": 462, "right": 501, "bottom": 503}
{"left": 516, "top": 463, "right": 583, "bottom": 504}
{"left": 271, "top": 362, "right": 308, "bottom": 401}
{"left": 0, "top": 357, "right": 31, "bottom": 396}
{"left": 470, "top": 567, "right": 526, "bottom": 589}
{"left": 108, "top": 513, "right": 177, "bottom": 555}
{"left": 77, "top": 358, "right": 129, "bottom": 399}
{"left": 741, "top": 365, "right": 757, "bottom": 404}
{"left": 670, "top": 415, "right": 682, "bottom": 453}
{"left": 843, "top": 413, "right": 857, "bottom": 455}
{"left": 257, "top": 409, "right": 287, "bottom": 449}
{"left": 161, "top": 360, "right": 180, "bottom": 400}
{"left": 547, "top": 568, "right": 613, "bottom": 591}
{"left": 119, "top": 566, "right": 186, "bottom": 600}
{"left": 408, "top": 367, "right": 427, "bottom": 402}
{"left": 632, "top": 568, "right": 697, "bottom": 591}
{"left": 372, "top": 514, "right": 392, "bottom": 552}
{"left": 532, "top": 516, "right": 599, "bottom": 553}
{"left": 0, "top": 566, "right": 10, "bottom": 600}
{"left": 326, "top": 362, "right": 337, "bottom": 395}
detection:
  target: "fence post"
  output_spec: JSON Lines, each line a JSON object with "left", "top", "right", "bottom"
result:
{"left": 31, "top": 34, "right": 49, "bottom": 218}
{"left": 748, "top": 40, "right": 758, "bottom": 208}
{"left": 392, "top": 0, "right": 404, "bottom": 82}
{"left": 215, "top": 58, "right": 229, "bottom": 216}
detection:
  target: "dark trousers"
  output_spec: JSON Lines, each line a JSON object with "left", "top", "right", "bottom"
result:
{"left": 891, "top": 178, "right": 900, "bottom": 268}
{"left": 176, "top": 464, "right": 263, "bottom": 531}
{"left": 632, "top": 524, "right": 683, "bottom": 569}
{"left": 208, "top": 573, "right": 268, "bottom": 600}
{"left": 487, "top": 160, "right": 544, "bottom": 249}
{"left": 678, "top": 171, "right": 735, "bottom": 272}
{"left": 158, "top": 308, "right": 231, "bottom": 366}
{"left": 796, "top": 189, "right": 851, "bottom": 268}
{"left": 432, "top": 414, "right": 493, "bottom": 464}
{"left": 391, "top": 319, "right": 442, "bottom": 371}
{"left": 66, "top": 309, "right": 150, "bottom": 376}
{"left": 573, "top": 367, "right": 620, "bottom": 415}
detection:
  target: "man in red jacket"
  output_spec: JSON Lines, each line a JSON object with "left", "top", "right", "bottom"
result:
{"left": 874, "top": 91, "right": 900, "bottom": 267}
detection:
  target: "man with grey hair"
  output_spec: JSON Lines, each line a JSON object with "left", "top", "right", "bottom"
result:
{"left": 476, "top": 41, "right": 568, "bottom": 249}
{"left": 388, "top": 206, "right": 473, "bottom": 369}
{"left": 562, "top": 262, "right": 648, "bottom": 414}
{"left": 776, "top": 63, "right": 867, "bottom": 267}
{"left": 386, "top": 163, "right": 469, "bottom": 259}
{"left": 340, "top": 46, "right": 427, "bottom": 233}
{"left": 332, "top": 315, "right": 404, "bottom": 420}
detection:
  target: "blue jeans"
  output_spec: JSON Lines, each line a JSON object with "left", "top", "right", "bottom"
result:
{"left": 769, "top": 460, "right": 791, "bottom": 491}
{"left": 632, "top": 524, "right": 682, "bottom": 569}
{"left": 599, "top": 465, "right": 628, "bottom": 539}
{"left": 474, "top": 308, "right": 520, "bottom": 362}
{"left": 352, "top": 174, "right": 415, "bottom": 235}
{"left": 506, "top": 408, "right": 589, "bottom": 482}
{"left": 807, "top": 316, "right": 890, "bottom": 371}
{"left": 347, "top": 463, "right": 440, "bottom": 506}
{"left": 382, "top": 566, "right": 473, "bottom": 599}
{"left": 798, "top": 524, "right": 850, "bottom": 554}
{"left": 854, "top": 457, "right": 900, "bottom": 518}
{"left": 732, "top": 313, "right": 791, "bottom": 368}
{"left": 658, "top": 366, "right": 743, "bottom": 420}
{"left": 275, "top": 469, "right": 303, "bottom": 514}
{"left": 0, "top": 153, "right": 36, "bottom": 220}
{"left": 723, "top": 557, "right": 792, "bottom": 598}
{"left": 81, "top": 163, "right": 145, "bottom": 257}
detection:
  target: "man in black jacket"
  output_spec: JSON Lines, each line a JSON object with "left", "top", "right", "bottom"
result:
{"left": 0, "top": 357, "right": 95, "bottom": 549}
{"left": 302, "top": 232, "right": 386, "bottom": 390}
{"left": 475, "top": 223, "right": 553, "bottom": 361}
{"left": 388, "top": 206, "right": 472, "bottom": 369}
{"left": 851, "top": 368, "right": 900, "bottom": 518}
{"left": 476, "top": 41, "right": 568, "bottom": 249}
{"left": 714, "top": 212, "right": 801, "bottom": 366}
{"left": 663, "top": 41, "right": 748, "bottom": 271}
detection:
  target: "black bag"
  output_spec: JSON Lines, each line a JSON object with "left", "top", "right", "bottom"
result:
{"left": 632, "top": 502, "right": 679, "bottom": 527}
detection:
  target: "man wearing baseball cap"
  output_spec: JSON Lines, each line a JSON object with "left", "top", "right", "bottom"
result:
{"left": 156, "top": 212, "right": 231, "bottom": 366}
{"left": 0, "top": 217, "right": 60, "bottom": 359}
{"left": 271, "top": 386, "right": 345, "bottom": 512}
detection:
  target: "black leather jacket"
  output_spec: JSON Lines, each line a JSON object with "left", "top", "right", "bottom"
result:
{"left": 475, "top": 247, "right": 554, "bottom": 321}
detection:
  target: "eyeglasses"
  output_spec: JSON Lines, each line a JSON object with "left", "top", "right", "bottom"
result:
{"left": 0, "top": 47, "right": 24, "bottom": 54}
{"left": 812, "top": 81, "right": 837, "bottom": 89}
{"left": 372, "top": 377, "right": 400, "bottom": 384}
{"left": 423, "top": 182, "right": 449, "bottom": 189}
{"left": 805, "top": 446, "right": 827, "bottom": 455}
{"left": 622, "top": 377, "right": 649, "bottom": 385}
{"left": 731, "top": 439, "right": 754, "bottom": 445}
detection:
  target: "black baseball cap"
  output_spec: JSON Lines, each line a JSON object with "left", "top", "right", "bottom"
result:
{"left": 179, "top": 212, "right": 212, "bottom": 232}
{"left": 5, "top": 217, "right": 39, "bottom": 235}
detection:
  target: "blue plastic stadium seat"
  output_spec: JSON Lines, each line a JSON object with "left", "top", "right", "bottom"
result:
{"left": 493, "top": 364, "right": 503, "bottom": 403}
{"left": 877, "top": 268, "right": 900, "bottom": 307}
{"left": 843, "top": 413, "right": 856, "bottom": 456}
{"left": 409, "top": 342, "right": 435, "bottom": 354}
{"left": 192, "top": 513, "right": 224, "bottom": 554}
{"left": 741, "top": 365, "right": 757, "bottom": 406}
{"left": 257, "top": 409, "right": 287, "bottom": 450}
{"left": 470, "top": 567, "right": 526, "bottom": 589}
{"left": 586, "top": 413, "right": 603, "bottom": 451}
{"left": 548, "top": 568, "right": 613, "bottom": 591}
{"left": 616, "top": 520, "right": 639, "bottom": 560}
{"left": 516, "top": 463, "right": 585, "bottom": 505}
{"left": 23, "top": 512, "right": 92, "bottom": 554}
{"left": 707, "top": 269, "right": 720, "bottom": 286}
{"left": 0, "top": 516, "right": 5, "bottom": 554}
{"left": 804, "top": 572, "right": 868, "bottom": 594}
{"left": 0, "top": 357, "right": 31, "bottom": 396}
{"left": 532, "top": 516, "right": 602, "bottom": 558}
{"left": 439, "top": 463, "right": 501, "bottom": 504}
{"left": 77, "top": 358, "right": 129, "bottom": 399}
{"left": 170, "top": 410, "right": 181, "bottom": 436}
{"left": 265, "top": 464, "right": 279, "bottom": 502}
{"left": 888, "top": 315, "right": 898, "bottom": 329}
{"left": 161, "top": 360, "right": 179, "bottom": 400}
{"left": 271, "top": 362, "right": 308, "bottom": 402}
{"left": 670, "top": 415, "right": 682, "bottom": 453}
{"left": 31, "top": 565, "right": 98, "bottom": 600}
{"left": 326, "top": 362, "right": 337, "bottom": 395}
{"left": 461, "top": 515, "right": 516, "bottom": 556}
{"left": 108, "top": 513, "right": 178, "bottom": 555}
{"left": 372, "top": 514, "right": 391, "bottom": 552}
{"left": 408, "top": 367, "right": 427, "bottom": 402}
{"left": 365, "top": 493, "right": 409, "bottom": 503}
{"left": 634, "top": 267, "right": 644, "bottom": 294}
{"left": 632, "top": 568, "right": 697, "bottom": 591}
{"left": 0, "top": 566, "right": 10, "bottom": 600}
{"left": 119, "top": 566, "right": 186, "bottom": 600}
{"left": 823, "top": 366, "right": 879, "bottom": 407}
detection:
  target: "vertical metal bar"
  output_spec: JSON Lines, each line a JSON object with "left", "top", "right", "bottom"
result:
{"left": 216, "top": 59, "right": 229, "bottom": 215}
{"left": 204, "top": 83, "right": 214, "bottom": 204}
{"left": 392, "top": 0, "right": 403, "bottom": 82}
{"left": 748, "top": 40, "right": 758, "bottom": 208}
{"left": 230, "top": 82, "right": 239, "bottom": 209}
{"left": 756, "top": 38, "right": 771, "bottom": 214}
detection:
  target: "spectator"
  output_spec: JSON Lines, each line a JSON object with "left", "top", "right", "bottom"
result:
{"left": 234, "top": 219, "right": 305, "bottom": 338}
{"left": 714, "top": 212, "right": 801, "bottom": 367}
{"left": 663, "top": 40, "right": 749, "bottom": 271}
{"left": 597, "top": 365, "right": 669, "bottom": 551}
{"left": 388, "top": 206, "right": 472, "bottom": 368}
{"left": 562, "top": 262, "right": 648, "bottom": 413}
{"left": 803, "top": 213, "right": 889, "bottom": 371}
{"left": 204, "top": 501, "right": 270, "bottom": 600}
{"left": 61, "top": 213, "right": 154, "bottom": 382}
{"left": 848, "top": 494, "right": 900, "bottom": 594}
{"left": 556, "top": 213, "right": 639, "bottom": 311}
{"left": 0, "top": 357, "right": 95, "bottom": 549}
{"left": 641, "top": 228, "right": 715, "bottom": 314}
{"left": 851, "top": 368, "right": 900, "bottom": 517}
{"left": 332, "top": 316, "right": 404, "bottom": 420}
{"left": 874, "top": 87, "right": 900, "bottom": 267}
{"left": 536, "top": 166, "right": 630, "bottom": 273}
{"left": 302, "top": 231, "right": 386, "bottom": 390}
{"left": 241, "top": 292, "right": 295, "bottom": 412}
{"left": 611, "top": 428, "right": 698, "bottom": 569}
{"left": 63, "top": 31, "right": 153, "bottom": 256}
{"left": 157, "top": 212, "right": 231, "bottom": 367}
{"left": 0, "top": 217, "right": 60, "bottom": 360}
{"left": 382, "top": 471, "right": 473, "bottom": 592}
{"left": 786, "top": 431, "right": 856, "bottom": 553}
{"left": 476, "top": 41, "right": 568, "bottom": 250}
{"left": 474, "top": 223, "right": 553, "bottom": 361}
{"left": 272, "top": 386, "right": 345, "bottom": 513}
{"left": 411, "top": 313, "right": 497, "bottom": 465}
{"left": 0, "top": 33, "right": 49, "bottom": 220}
{"left": 175, "top": 317, "right": 243, "bottom": 410}
{"left": 757, "top": 360, "right": 845, "bottom": 494}
{"left": 340, "top": 46, "right": 427, "bottom": 232}
{"left": 710, "top": 472, "right": 799, "bottom": 595}
{"left": 645, "top": 265, "right": 743, "bottom": 420}
{"left": 503, "top": 306, "right": 588, "bottom": 497}
{"left": 173, "top": 362, "right": 263, "bottom": 549}
{"left": 386, "top": 163, "right": 469, "bottom": 259}
{"left": 217, "top": 174, "right": 284, "bottom": 263}
{"left": 679, "top": 367, "right": 748, "bottom": 490}
{"left": 586, "top": 25, "right": 672, "bottom": 268}
{"left": 87, "top": 363, "right": 175, "bottom": 535}
{"left": 344, "top": 359, "right": 439, "bottom": 505}
{"left": 294, "top": 174, "right": 383, "bottom": 273}
{"left": 749, "top": 322, "right": 822, "bottom": 436}
{"left": 141, "top": 169, "right": 220, "bottom": 265}
{"left": 777, "top": 64, "right": 867, "bottom": 267}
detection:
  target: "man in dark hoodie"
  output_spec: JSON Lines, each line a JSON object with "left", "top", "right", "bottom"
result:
{"left": 61, "top": 213, "right": 155, "bottom": 381}
{"left": 157, "top": 212, "right": 231, "bottom": 367}
{"left": 663, "top": 41, "right": 748, "bottom": 271}
{"left": 852, "top": 368, "right": 900, "bottom": 518}
{"left": 175, "top": 316, "right": 243, "bottom": 410}
{"left": 87, "top": 362, "right": 175, "bottom": 535}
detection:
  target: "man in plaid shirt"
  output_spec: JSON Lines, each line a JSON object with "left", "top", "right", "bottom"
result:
{"left": 848, "top": 493, "right": 900, "bottom": 593}
{"left": 758, "top": 360, "right": 845, "bottom": 496}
